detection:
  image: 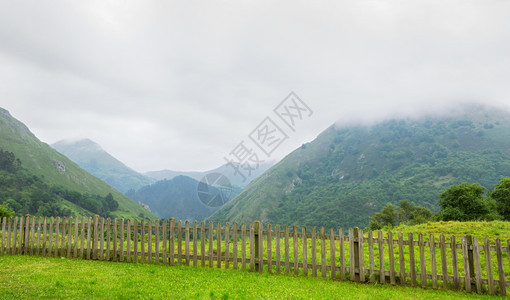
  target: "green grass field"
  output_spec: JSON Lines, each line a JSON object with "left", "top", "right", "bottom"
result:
{"left": 0, "top": 255, "right": 502, "bottom": 299}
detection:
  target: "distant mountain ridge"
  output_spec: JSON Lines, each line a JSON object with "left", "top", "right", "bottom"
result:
{"left": 52, "top": 139, "right": 156, "bottom": 194}
{"left": 144, "top": 162, "right": 273, "bottom": 188}
{"left": 126, "top": 175, "right": 237, "bottom": 221}
{"left": 0, "top": 107, "right": 155, "bottom": 219}
{"left": 208, "top": 104, "right": 510, "bottom": 229}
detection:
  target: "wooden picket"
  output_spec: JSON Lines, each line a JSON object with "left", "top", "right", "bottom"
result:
{"left": 0, "top": 216, "right": 508, "bottom": 296}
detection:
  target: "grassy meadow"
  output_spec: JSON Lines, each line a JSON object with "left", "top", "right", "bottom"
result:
{"left": 0, "top": 255, "right": 502, "bottom": 299}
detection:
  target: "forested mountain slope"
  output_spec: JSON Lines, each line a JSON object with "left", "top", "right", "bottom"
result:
{"left": 208, "top": 104, "right": 510, "bottom": 229}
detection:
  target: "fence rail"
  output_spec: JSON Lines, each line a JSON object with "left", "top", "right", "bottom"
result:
{"left": 0, "top": 215, "right": 508, "bottom": 296}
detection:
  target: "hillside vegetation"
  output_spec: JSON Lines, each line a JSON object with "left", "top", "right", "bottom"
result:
{"left": 0, "top": 108, "right": 155, "bottom": 219}
{"left": 209, "top": 105, "right": 510, "bottom": 229}
{"left": 0, "top": 148, "right": 120, "bottom": 217}
{"left": 126, "top": 176, "right": 242, "bottom": 221}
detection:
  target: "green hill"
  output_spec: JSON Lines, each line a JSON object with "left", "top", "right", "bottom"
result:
{"left": 126, "top": 175, "right": 241, "bottom": 221}
{"left": 207, "top": 104, "right": 510, "bottom": 229}
{"left": 0, "top": 108, "right": 156, "bottom": 219}
{"left": 52, "top": 139, "right": 156, "bottom": 194}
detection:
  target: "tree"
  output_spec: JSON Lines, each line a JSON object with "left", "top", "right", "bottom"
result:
{"left": 104, "top": 193, "right": 118, "bottom": 211}
{"left": 438, "top": 182, "right": 490, "bottom": 221}
{"left": 397, "top": 200, "right": 433, "bottom": 225}
{"left": 368, "top": 203, "right": 397, "bottom": 230}
{"left": 490, "top": 178, "right": 510, "bottom": 220}
{"left": 0, "top": 202, "right": 14, "bottom": 219}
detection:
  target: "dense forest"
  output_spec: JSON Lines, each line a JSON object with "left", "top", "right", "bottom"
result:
{"left": 209, "top": 106, "right": 510, "bottom": 229}
{"left": 0, "top": 148, "right": 118, "bottom": 218}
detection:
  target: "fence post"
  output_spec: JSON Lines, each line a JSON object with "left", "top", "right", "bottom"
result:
{"left": 254, "top": 221, "right": 261, "bottom": 272}
{"left": 353, "top": 227, "right": 360, "bottom": 282}
{"left": 465, "top": 235, "right": 475, "bottom": 291}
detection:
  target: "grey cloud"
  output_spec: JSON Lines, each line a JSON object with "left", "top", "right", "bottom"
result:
{"left": 1, "top": 0, "right": 509, "bottom": 171}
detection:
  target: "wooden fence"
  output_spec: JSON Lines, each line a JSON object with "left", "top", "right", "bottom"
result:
{"left": 0, "top": 215, "right": 508, "bottom": 296}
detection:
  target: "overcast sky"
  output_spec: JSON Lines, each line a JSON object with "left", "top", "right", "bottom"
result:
{"left": 1, "top": 0, "right": 510, "bottom": 172}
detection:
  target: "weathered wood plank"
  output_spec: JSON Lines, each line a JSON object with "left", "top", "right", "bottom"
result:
{"left": 294, "top": 226, "right": 299, "bottom": 276}
{"left": 275, "top": 224, "right": 280, "bottom": 274}
{"left": 461, "top": 236, "right": 470, "bottom": 292}
{"left": 439, "top": 234, "right": 448, "bottom": 289}
{"left": 208, "top": 221, "right": 213, "bottom": 268}
{"left": 47, "top": 217, "right": 53, "bottom": 257}
{"left": 155, "top": 220, "right": 160, "bottom": 264}
{"left": 177, "top": 220, "right": 182, "bottom": 266}
{"left": 429, "top": 234, "right": 437, "bottom": 289}
{"left": 66, "top": 217, "right": 72, "bottom": 258}
{"left": 216, "top": 222, "right": 221, "bottom": 268}
{"left": 330, "top": 228, "right": 336, "bottom": 280}
{"left": 267, "top": 224, "right": 272, "bottom": 273}
{"left": 105, "top": 218, "right": 111, "bottom": 261}
{"left": 250, "top": 223, "right": 254, "bottom": 271}
{"left": 185, "top": 221, "right": 190, "bottom": 266}
{"left": 99, "top": 217, "right": 104, "bottom": 260}
{"left": 140, "top": 219, "right": 145, "bottom": 263}
{"left": 321, "top": 227, "right": 327, "bottom": 278}
{"left": 312, "top": 227, "right": 317, "bottom": 277}
{"left": 112, "top": 218, "right": 118, "bottom": 262}
{"left": 233, "top": 222, "right": 238, "bottom": 270}
{"left": 408, "top": 233, "right": 416, "bottom": 287}
{"left": 73, "top": 217, "right": 78, "bottom": 258}
{"left": 484, "top": 238, "right": 494, "bottom": 295}
{"left": 36, "top": 217, "right": 42, "bottom": 256}
{"left": 25, "top": 215, "right": 31, "bottom": 255}
{"left": 30, "top": 216, "right": 36, "bottom": 255}
{"left": 201, "top": 221, "right": 206, "bottom": 268}
{"left": 241, "top": 223, "right": 246, "bottom": 271}
{"left": 193, "top": 221, "right": 197, "bottom": 267}
{"left": 302, "top": 226, "right": 307, "bottom": 276}
{"left": 495, "top": 239, "right": 506, "bottom": 296}
{"left": 349, "top": 228, "right": 354, "bottom": 281}
{"left": 225, "top": 222, "right": 230, "bottom": 269}
{"left": 59, "top": 217, "right": 66, "bottom": 257}
{"left": 284, "top": 225, "right": 290, "bottom": 275}
{"left": 358, "top": 228, "right": 365, "bottom": 283}
{"left": 133, "top": 219, "right": 138, "bottom": 263}
{"left": 339, "top": 229, "right": 345, "bottom": 280}
{"left": 54, "top": 216, "right": 60, "bottom": 257}
{"left": 378, "top": 231, "right": 384, "bottom": 284}
{"left": 1, "top": 217, "right": 5, "bottom": 255}
{"left": 275, "top": 225, "right": 281, "bottom": 274}
{"left": 451, "top": 236, "right": 459, "bottom": 291}
{"left": 148, "top": 219, "right": 153, "bottom": 264}
{"left": 93, "top": 216, "right": 99, "bottom": 260}
{"left": 118, "top": 219, "right": 124, "bottom": 262}
{"left": 369, "top": 231, "right": 375, "bottom": 283}
{"left": 472, "top": 237, "right": 482, "bottom": 293}
{"left": 398, "top": 232, "right": 405, "bottom": 285}
{"left": 170, "top": 219, "right": 175, "bottom": 265}
{"left": 42, "top": 217, "right": 47, "bottom": 256}
{"left": 86, "top": 217, "right": 92, "bottom": 260}
{"left": 419, "top": 233, "right": 426, "bottom": 288}
{"left": 163, "top": 220, "right": 169, "bottom": 264}
{"left": 258, "top": 223, "right": 263, "bottom": 273}
{"left": 388, "top": 231, "right": 395, "bottom": 285}
{"left": 126, "top": 219, "right": 131, "bottom": 263}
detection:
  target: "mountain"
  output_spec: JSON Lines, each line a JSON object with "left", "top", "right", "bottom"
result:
{"left": 0, "top": 107, "right": 156, "bottom": 219}
{"left": 52, "top": 139, "right": 156, "bottom": 194}
{"left": 126, "top": 175, "right": 242, "bottom": 221}
{"left": 144, "top": 162, "right": 273, "bottom": 188}
{"left": 207, "top": 104, "right": 510, "bottom": 229}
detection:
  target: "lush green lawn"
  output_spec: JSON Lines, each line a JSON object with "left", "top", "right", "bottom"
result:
{"left": 0, "top": 255, "right": 502, "bottom": 299}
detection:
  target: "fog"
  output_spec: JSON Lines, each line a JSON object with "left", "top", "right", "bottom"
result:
{"left": 1, "top": 0, "right": 509, "bottom": 172}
